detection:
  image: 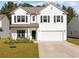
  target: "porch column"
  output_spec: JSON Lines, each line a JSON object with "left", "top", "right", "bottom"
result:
{"left": 28, "top": 28, "right": 32, "bottom": 40}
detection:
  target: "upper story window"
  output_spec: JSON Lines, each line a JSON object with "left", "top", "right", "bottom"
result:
{"left": 40, "top": 16, "right": 50, "bottom": 23}
{"left": 43, "top": 16, "right": 47, "bottom": 22}
{"left": 54, "top": 16, "right": 63, "bottom": 23}
{"left": 22, "top": 16, "right": 25, "bottom": 22}
{"left": 32, "top": 16, "right": 35, "bottom": 21}
{"left": 14, "top": 15, "right": 28, "bottom": 23}
{"left": 57, "top": 16, "right": 60, "bottom": 22}
{"left": 17, "top": 16, "right": 20, "bottom": 22}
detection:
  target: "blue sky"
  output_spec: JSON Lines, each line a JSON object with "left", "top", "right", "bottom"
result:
{"left": 0, "top": 1, "right": 79, "bottom": 15}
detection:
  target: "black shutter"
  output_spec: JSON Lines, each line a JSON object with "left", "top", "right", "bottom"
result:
{"left": 26, "top": 16, "right": 28, "bottom": 23}
{"left": 48, "top": 16, "right": 50, "bottom": 23}
{"left": 14, "top": 16, "right": 16, "bottom": 23}
{"left": 54, "top": 16, "right": 56, "bottom": 23}
{"left": 40, "top": 16, "right": 42, "bottom": 23}
{"left": 61, "top": 16, "right": 63, "bottom": 22}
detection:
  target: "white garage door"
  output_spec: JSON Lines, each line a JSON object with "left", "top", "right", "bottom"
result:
{"left": 37, "top": 31, "right": 63, "bottom": 41}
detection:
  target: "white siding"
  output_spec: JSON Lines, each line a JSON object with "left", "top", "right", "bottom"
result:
{"left": 37, "top": 4, "right": 67, "bottom": 31}
{"left": 36, "top": 4, "right": 67, "bottom": 41}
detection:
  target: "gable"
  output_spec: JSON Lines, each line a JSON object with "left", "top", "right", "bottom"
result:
{"left": 40, "top": 4, "right": 66, "bottom": 15}
{"left": 11, "top": 7, "right": 27, "bottom": 15}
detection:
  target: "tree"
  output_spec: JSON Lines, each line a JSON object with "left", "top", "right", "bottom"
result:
{"left": 62, "top": 5, "right": 66, "bottom": 11}
{"left": 18, "top": 3, "right": 33, "bottom": 7}
{"left": 62, "top": 5, "right": 77, "bottom": 23}
{"left": 36, "top": 5, "right": 41, "bottom": 7}
{"left": 0, "top": 1, "right": 17, "bottom": 23}
{"left": 0, "top": 2, "right": 33, "bottom": 24}
{"left": 66, "top": 7, "right": 77, "bottom": 23}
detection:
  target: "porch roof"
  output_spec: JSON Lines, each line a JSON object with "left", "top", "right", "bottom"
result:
{"left": 10, "top": 23, "right": 39, "bottom": 28}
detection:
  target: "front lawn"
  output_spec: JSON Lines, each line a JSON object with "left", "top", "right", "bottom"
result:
{"left": 67, "top": 37, "right": 79, "bottom": 46}
{"left": 0, "top": 40, "right": 39, "bottom": 58}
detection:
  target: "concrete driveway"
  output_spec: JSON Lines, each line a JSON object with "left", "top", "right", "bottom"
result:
{"left": 38, "top": 41, "right": 79, "bottom": 58}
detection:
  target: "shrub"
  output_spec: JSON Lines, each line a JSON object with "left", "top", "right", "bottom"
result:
{"left": 4, "top": 37, "right": 33, "bottom": 44}
{"left": 15, "top": 38, "right": 33, "bottom": 43}
{"left": 3, "top": 37, "right": 15, "bottom": 44}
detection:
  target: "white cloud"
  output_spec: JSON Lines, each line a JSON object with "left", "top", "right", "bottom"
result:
{"left": 67, "top": 1, "right": 78, "bottom": 7}
{"left": 30, "top": 2, "right": 44, "bottom": 6}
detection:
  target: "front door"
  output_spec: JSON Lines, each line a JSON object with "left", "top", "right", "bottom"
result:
{"left": 17, "top": 30, "right": 25, "bottom": 38}
{"left": 32, "top": 30, "right": 36, "bottom": 40}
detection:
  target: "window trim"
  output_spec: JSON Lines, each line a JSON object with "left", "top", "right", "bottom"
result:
{"left": 17, "top": 16, "right": 20, "bottom": 22}
{"left": 54, "top": 15, "right": 63, "bottom": 23}
{"left": 21, "top": 16, "right": 25, "bottom": 22}
{"left": 57, "top": 16, "right": 60, "bottom": 22}
{"left": 15, "top": 15, "right": 28, "bottom": 23}
{"left": 40, "top": 15, "right": 50, "bottom": 23}
{"left": 43, "top": 16, "right": 48, "bottom": 23}
{"left": 17, "top": 30, "right": 25, "bottom": 38}
{"left": 32, "top": 15, "right": 35, "bottom": 21}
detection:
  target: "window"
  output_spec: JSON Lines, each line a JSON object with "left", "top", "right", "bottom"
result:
{"left": 54, "top": 16, "right": 63, "bottom": 23}
{"left": 17, "top": 30, "right": 25, "bottom": 38}
{"left": 17, "top": 16, "right": 20, "bottom": 22}
{"left": 22, "top": 16, "right": 25, "bottom": 22}
{"left": 57, "top": 16, "right": 60, "bottom": 22}
{"left": 16, "top": 15, "right": 28, "bottom": 23}
{"left": 14, "top": 16, "right": 16, "bottom": 23}
{"left": 40, "top": 16, "right": 50, "bottom": 23}
{"left": 43, "top": 16, "right": 47, "bottom": 22}
{"left": 32, "top": 16, "right": 35, "bottom": 21}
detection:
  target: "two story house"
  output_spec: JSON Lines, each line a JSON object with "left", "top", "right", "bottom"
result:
{"left": 10, "top": 3, "right": 67, "bottom": 41}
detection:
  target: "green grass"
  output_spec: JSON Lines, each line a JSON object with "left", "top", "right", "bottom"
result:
{"left": 0, "top": 40, "right": 39, "bottom": 58}
{"left": 67, "top": 37, "right": 79, "bottom": 46}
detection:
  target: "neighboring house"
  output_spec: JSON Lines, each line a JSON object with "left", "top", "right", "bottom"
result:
{"left": 10, "top": 3, "right": 67, "bottom": 41}
{"left": 0, "top": 15, "right": 9, "bottom": 38}
{"left": 68, "top": 16, "right": 79, "bottom": 38}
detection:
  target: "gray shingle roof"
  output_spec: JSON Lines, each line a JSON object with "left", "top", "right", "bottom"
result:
{"left": 10, "top": 23, "right": 39, "bottom": 28}
{"left": 21, "top": 7, "right": 45, "bottom": 15}
{"left": 10, "top": 3, "right": 68, "bottom": 15}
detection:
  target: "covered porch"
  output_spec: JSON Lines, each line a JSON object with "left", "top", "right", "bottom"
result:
{"left": 10, "top": 23, "right": 39, "bottom": 40}
{"left": 10, "top": 28, "right": 37, "bottom": 40}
